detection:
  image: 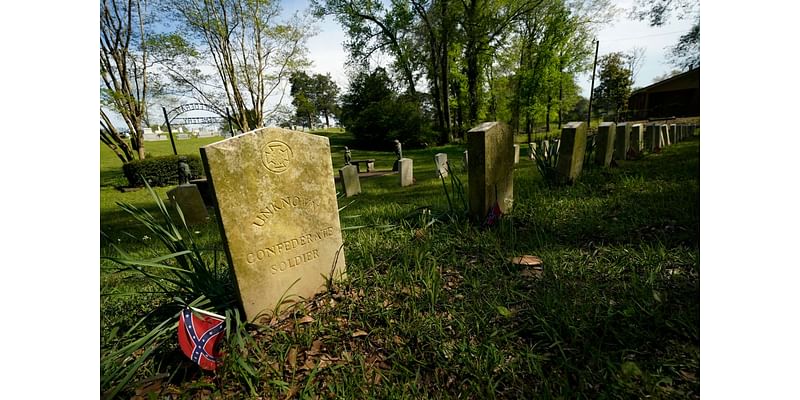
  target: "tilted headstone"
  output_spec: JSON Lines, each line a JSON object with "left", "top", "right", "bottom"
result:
{"left": 200, "top": 127, "right": 346, "bottom": 322}
{"left": 513, "top": 144, "right": 520, "bottom": 164}
{"left": 167, "top": 184, "right": 209, "bottom": 226}
{"left": 595, "top": 122, "right": 616, "bottom": 167}
{"left": 399, "top": 158, "right": 414, "bottom": 187}
{"left": 615, "top": 122, "right": 631, "bottom": 160}
{"left": 659, "top": 125, "right": 668, "bottom": 148}
{"left": 434, "top": 153, "right": 448, "bottom": 178}
{"left": 467, "top": 122, "right": 514, "bottom": 222}
{"left": 556, "top": 121, "right": 588, "bottom": 182}
{"left": 338, "top": 165, "right": 361, "bottom": 197}
{"left": 667, "top": 124, "right": 678, "bottom": 146}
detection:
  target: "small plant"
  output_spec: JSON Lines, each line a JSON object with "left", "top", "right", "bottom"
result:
{"left": 439, "top": 161, "right": 468, "bottom": 216}
{"left": 532, "top": 140, "right": 561, "bottom": 187}
{"left": 100, "top": 182, "right": 255, "bottom": 398}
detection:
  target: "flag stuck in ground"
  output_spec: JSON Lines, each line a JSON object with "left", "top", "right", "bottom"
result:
{"left": 178, "top": 306, "right": 225, "bottom": 370}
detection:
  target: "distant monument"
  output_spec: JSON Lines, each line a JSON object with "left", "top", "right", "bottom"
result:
{"left": 392, "top": 140, "right": 403, "bottom": 171}
{"left": 344, "top": 146, "right": 352, "bottom": 165}
{"left": 178, "top": 157, "right": 192, "bottom": 185}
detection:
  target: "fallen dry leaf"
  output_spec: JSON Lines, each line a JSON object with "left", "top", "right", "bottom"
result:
{"left": 307, "top": 339, "right": 323, "bottom": 355}
{"left": 510, "top": 255, "right": 543, "bottom": 267}
{"left": 287, "top": 348, "right": 297, "bottom": 369}
{"left": 297, "top": 315, "right": 314, "bottom": 324}
{"left": 352, "top": 330, "right": 369, "bottom": 337}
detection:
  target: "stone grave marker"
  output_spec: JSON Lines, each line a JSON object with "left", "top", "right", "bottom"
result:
{"left": 556, "top": 121, "right": 588, "bottom": 182}
{"left": 434, "top": 153, "right": 448, "bottom": 178}
{"left": 513, "top": 144, "right": 520, "bottom": 164}
{"left": 528, "top": 142, "right": 537, "bottom": 160}
{"left": 615, "top": 122, "right": 631, "bottom": 160}
{"left": 467, "top": 122, "right": 514, "bottom": 222}
{"left": 399, "top": 158, "right": 414, "bottom": 186}
{"left": 200, "top": 127, "right": 346, "bottom": 322}
{"left": 595, "top": 122, "right": 616, "bottom": 167}
{"left": 167, "top": 184, "right": 209, "bottom": 226}
{"left": 659, "top": 124, "right": 668, "bottom": 148}
{"left": 338, "top": 165, "right": 361, "bottom": 197}
{"left": 630, "top": 124, "right": 643, "bottom": 152}
{"left": 644, "top": 124, "right": 656, "bottom": 152}
{"left": 463, "top": 150, "right": 468, "bottom": 169}
{"left": 667, "top": 124, "right": 678, "bottom": 146}
{"left": 541, "top": 140, "right": 550, "bottom": 155}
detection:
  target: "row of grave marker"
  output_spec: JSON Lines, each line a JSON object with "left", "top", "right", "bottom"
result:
{"left": 166, "top": 122, "right": 696, "bottom": 322}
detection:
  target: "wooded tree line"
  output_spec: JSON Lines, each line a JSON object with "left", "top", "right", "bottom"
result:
{"left": 312, "top": 0, "right": 616, "bottom": 146}
{"left": 101, "top": 0, "right": 698, "bottom": 162}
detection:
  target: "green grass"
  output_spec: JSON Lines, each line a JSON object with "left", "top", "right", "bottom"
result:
{"left": 101, "top": 130, "right": 700, "bottom": 398}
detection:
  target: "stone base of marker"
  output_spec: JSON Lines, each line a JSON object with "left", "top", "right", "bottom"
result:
{"left": 556, "top": 121, "right": 588, "bottom": 182}
{"left": 399, "top": 158, "right": 414, "bottom": 186}
{"left": 467, "top": 122, "right": 514, "bottom": 222}
{"left": 190, "top": 178, "right": 214, "bottom": 207}
{"left": 595, "top": 122, "right": 616, "bottom": 167}
{"left": 167, "top": 184, "right": 209, "bottom": 226}
{"left": 434, "top": 153, "right": 448, "bottom": 178}
{"left": 339, "top": 165, "right": 361, "bottom": 197}
{"left": 513, "top": 144, "right": 520, "bottom": 164}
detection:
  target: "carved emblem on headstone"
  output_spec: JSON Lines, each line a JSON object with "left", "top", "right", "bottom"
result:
{"left": 261, "top": 141, "right": 293, "bottom": 173}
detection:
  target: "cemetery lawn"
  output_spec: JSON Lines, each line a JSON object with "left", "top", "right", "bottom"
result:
{"left": 101, "top": 132, "right": 699, "bottom": 399}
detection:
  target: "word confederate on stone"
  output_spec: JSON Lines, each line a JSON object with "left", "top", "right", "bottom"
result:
{"left": 201, "top": 127, "right": 346, "bottom": 322}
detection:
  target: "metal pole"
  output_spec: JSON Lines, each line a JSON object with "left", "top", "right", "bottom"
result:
{"left": 226, "top": 107, "right": 234, "bottom": 137}
{"left": 587, "top": 40, "right": 599, "bottom": 131}
{"left": 162, "top": 106, "right": 178, "bottom": 155}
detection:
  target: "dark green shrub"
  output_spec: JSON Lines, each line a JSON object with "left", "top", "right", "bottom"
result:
{"left": 122, "top": 155, "right": 204, "bottom": 187}
{"left": 339, "top": 68, "right": 436, "bottom": 150}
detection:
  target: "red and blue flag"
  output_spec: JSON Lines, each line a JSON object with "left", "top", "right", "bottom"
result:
{"left": 178, "top": 307, "right": 225, "bottom": 371}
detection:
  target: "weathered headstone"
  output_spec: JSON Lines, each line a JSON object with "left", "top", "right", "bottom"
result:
{"left": 595, "top": 122, "right": 616, "bottom": 167}
{"left": 630, "top": 124, "right": 643, "bottom": 152}
{"left": 541, "top": 140, "right": 550, "bottom": 155}
{"left": 167, "top": 184, "right": 209, "bottom": 226}
{"left": 667, "top": 124, "right": 678, "bottom": 146}
{"left": 200, "top": 127, "right": 346, "bottom": 322}
{"left": 644, "top": 124, "right": 657, "bottom": 152}
{"left": 556, "top": 121, "right": 588, "bottom": 182}
{"left": 467, "top": 122, "right": 514, "bottom": 222}
{"left": 615, "top": 122, "right": 631, "bottom": 160}
{"left": 659, "top": 124, "right": 668, "bottom": 148}
{"left": 463, "top": 150, "right": 469, "bottom": 169}
{"left": 434, "top": 153, "right": 448, "bottom": 178}
{"left": 338, "top": 165, "right": 361, "bottom": 197}
{"left": 513, "top": 144, "right": 520, "bottom": 164}
{"left": 528, "top": 142, "right": 537, "bottom": 160}
{"left": 399, "top": 158, "right": 414, "bottom": 186}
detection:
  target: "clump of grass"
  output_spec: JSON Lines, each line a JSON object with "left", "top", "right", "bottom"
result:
{"left": 100, "top": 182, "right": 256, "bottom": 398}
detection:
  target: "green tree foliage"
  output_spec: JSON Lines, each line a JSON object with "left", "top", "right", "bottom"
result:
{"left": 100, "top": 0, "right": 152, "bottom": 162}
{"left": 592, "top": 52, "right": 633, "bottom": 121}
{"left": 339, "top": 68, "right": 434, "bottom": 149}
{"left": 166, "top": 0, "right": 313, "bottom": 131}
{"left": 631, "top": 0, "right": 699, "bottom": 70}
{"left": 668, "top": 23, "right": 699, "bottom": 70}
{"left": 289, "top": 72, "right": 341, "bottom": 129}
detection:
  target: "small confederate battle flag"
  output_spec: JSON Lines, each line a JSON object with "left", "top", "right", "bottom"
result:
{"left": 178, "top": 307, "right": 226, "bottom": 371}
{"left": 484, "top": 202, "right": 503, "bottom": 227}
